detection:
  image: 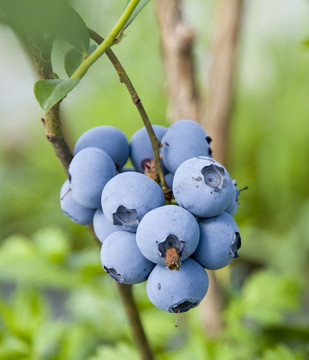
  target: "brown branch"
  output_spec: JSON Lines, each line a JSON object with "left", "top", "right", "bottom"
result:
{"left": 201, "top": 0, "right": 244, "bottom": 166}
{"left": 117, "top": 284, "right": 154, "bottom": 360}
{"left": 27, "top": 35, "right": 73, "bottom": 175}
{"left": 199, "top": 0, "right": 245, "bottom": 336}
{"left": 26, "top": 34, "right": 155, "bottom": 360}
{"left": 153, "top": 0, "right": 242, "bottom": 337}
{"left": 154, "top": 0, "right": 200, "bottom": 123}
{"left": 88, "top": 28, "right": 168, "bottom": 193}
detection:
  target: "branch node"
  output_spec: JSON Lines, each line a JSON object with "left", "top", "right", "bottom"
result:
{"left": 133, "top": 96, "right": 141, "bottom": 104}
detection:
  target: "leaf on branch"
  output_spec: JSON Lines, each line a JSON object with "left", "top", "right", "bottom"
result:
{"left": 0, "top": 0, "right": 89, "bottom": 54}
{"left": 65, "top": 44, "right": 97, "bottom": 78}
{"left": 121, "top": 0, "right": 151, "bottom": 34}
{"left": 34, "top": 78, "right": 80, "bottom": 112}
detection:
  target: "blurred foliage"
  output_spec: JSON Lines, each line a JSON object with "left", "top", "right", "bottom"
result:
{"left": 0, "top": 0, "right": 309, "bottom": 359}
{"left": 0, "top": 229, "right": 308, "bottom": 359}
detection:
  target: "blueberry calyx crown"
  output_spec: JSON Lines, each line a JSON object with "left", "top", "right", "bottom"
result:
{"left": 158, "top": 235, "right": 185, "bottom": 271}
{"left": 169, "top": 299, "right": 199, "bottom": 313}
{"left": 103, "top": 266, "right": 125, "bottom": 283}
{"left": 201, "top": 164, "right": 225, "bottom": 188}
{"left": 230, "top": 232, "right": 241, "bottom": 258}
{"left": 112, "top": 205, "right": 139, "bottom": 229}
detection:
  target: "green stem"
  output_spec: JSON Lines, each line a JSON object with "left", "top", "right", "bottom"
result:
{"left": 88, "top": 28, "right": 168, "bottom": 193}
{"left": 71, "top": 0, "right": 140, "bottom": 80}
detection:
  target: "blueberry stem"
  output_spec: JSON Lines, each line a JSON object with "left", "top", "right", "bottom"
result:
{"left": 175, "top": 307, "right": 181, "bottom": 328}
{"left": 165, "top": 247, "right": 181, "bottom": 270}
{"left": 88, "top": 28, "right": 168, "bottom": 194}
{"left": 70, "top": 0, "right": 141, "bottom": 79}
{"left": 239, "top": 186, "right": 248, "bottom": 192}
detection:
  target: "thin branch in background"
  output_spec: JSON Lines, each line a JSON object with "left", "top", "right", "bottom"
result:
{"left": 198, "top": 0, "right": 244, "bottom": 336}
{"left": 154, "top": 0, "right": 200, "bottom": 123}
{"left": 202, "top": 0, "right": 244, "bottom": 166}
{"left": 153, "top": 0, "right": 244, "bottom": 337}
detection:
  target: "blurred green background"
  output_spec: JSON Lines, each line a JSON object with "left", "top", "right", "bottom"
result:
{"left": 0, "top": 0, "right": 309, "bottom": 359}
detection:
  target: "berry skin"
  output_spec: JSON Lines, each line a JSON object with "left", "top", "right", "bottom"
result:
{"left": 93, "top": 209, "right": 118, "bottom": 243}
{"left": 173, "top": 156, "right": 234, "bottom": 218}
{"left": 146, "top": 258, "right": 209, "bottom": 313}
{"left": 100, "top": 231, "right": 154, "bottom": 284}
{"left": 161, "top": 120, "right": 212, "bottom": 174}
{"left": 101, "top": 172, "right": 165, "bottom": 232}
{"left": 60, "top": 179, "right": 95, "bottom": 225}
{"left": 129, "top": 125, "right": 167, "bottom": 173}
{"left": 136, "top": 205, "right": 200, "bottom": 269}
{"left": 193, "top": 212, "right": 241, "bottom": 270}
{"left": 225, "top": 179, "right": 240, "bottom": 216}
{"left": 69, "top": 147, "right": 116, "bottom": 209}
{"left": 74, "top": 126, "right": 129, "bottom": 170}
{"left": 164, "top": 173, "right": 174, "bottom": 189}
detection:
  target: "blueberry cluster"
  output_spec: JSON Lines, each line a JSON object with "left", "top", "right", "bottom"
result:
{"left": 60, "top": 120, "right": 241, "bottom": 315}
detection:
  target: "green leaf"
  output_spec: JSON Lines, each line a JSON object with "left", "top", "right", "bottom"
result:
{"left": 225, "top": 270, "right": 303, "bottom": 328}
{"left": 89, "top": 343, "right": 139, "bottom": 360}
{"left": 0, "top": 0, "right": 89, "bottom": 53}
{"left": 65, "top": 44, "right": 97, "bottom": 77}
{"left": 65, "top": 48, "right": 84, "bottom": 78}
{"left": 261, "top": 344, "right": 305, "bottom": 360}
{"left": 34, "top": 78, "right": 80, "bottom": 112}
{"left": 121, "top": 0, "right": 151, "bottom": 33}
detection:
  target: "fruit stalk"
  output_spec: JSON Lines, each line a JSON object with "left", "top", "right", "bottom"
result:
{"left": 71, "top": 0, "right": 141, "bottom": 80}
{"left": 88, "top": 28, "right": 168, "bottom": 192}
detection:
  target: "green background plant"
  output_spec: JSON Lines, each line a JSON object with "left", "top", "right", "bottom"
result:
{"left": 0, "top": 0, "right": 309, "bottom": 359}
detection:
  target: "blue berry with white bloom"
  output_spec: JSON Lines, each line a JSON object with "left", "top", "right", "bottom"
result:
{"left": 93, "top": 209, "right": 118, "bottom": 243}
{"left": 161, "top": 120, "right": 212, "bottom": 174}
{"left": 225, "top": 179, "right": 240, "bottom": 216}
{"left": 101, "top": 172, "right": 165, "bottom": 232}
{"left": 129, "top": 125, "right": 167, "bottom": 173}
{"left": 100, "top": 231, "right": 154, "bottom": 284}
{"left": 146, "top": 258, "right": 209, "bottom": 313}
{"left": 60, "top": 180, "right": 95, "bottom": 225}
{"left": 74, "top": 126, "right": 129, "bottom": 170}
{"left": 136, "top": 205, "right": 200, "bottom": 269}
{"left": 69, "top": 147, "right": 116, "bottom": 209}
{"left": 193, "top": 212, "right": 241, "bottom": 270}
{"left": 173, "top": 156, "right": 234, "bottom": 218}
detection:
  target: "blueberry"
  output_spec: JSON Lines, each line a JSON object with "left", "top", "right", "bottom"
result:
{"left": 146, "top": 258, "right": 209, "bottom": 313}
{"left": 93, "top": 209, "right": 118, "bottom": 243}
{"left": 101, "top": 172, "right": 165, "bottom": 232}
{"left": 164, "top": 173, "right": 174, "bottom": 189}
{"left": 69, "top": 147, "right": 116, "bottom": 209}
{"left": 60, "top": 179, "right": 95, "bottom": 225}
{"left": 225, "top": 179, "right": 240, "bottom": 216}
{"left": 136, "top": 205, "right": 200, "bottom": 269}
{"left": 100, "top": 231, "right": 154, "bottom": 284}
{"left": 173, "top": 156, "right": 234, "bottom": 218}
{"left": 129, "top": 125, "right": 167, "bottom": 173}
{"left": 74, "top": 126, "right": 129, "bottom": 170}
{"left": 161, "top": 120, "right": 212, "bottom": 174}
{"left": 193, "top": 212, "right": 241, "bottom": 270}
